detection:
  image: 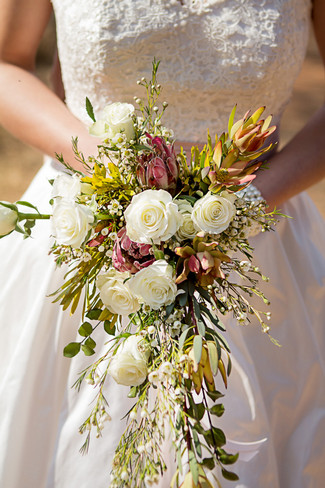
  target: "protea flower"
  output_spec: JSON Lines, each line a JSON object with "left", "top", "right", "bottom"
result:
{"left": 175, "top": 233, "right": 231, "bottom": 287}
{"left": 204, "top": 107, "right": 276, "bottom": 193}
{"left": 136, "top": 134, "right": 179, "bottom": 194}
{"left": 112, "top": 227, "right": 155, "bottom": 274}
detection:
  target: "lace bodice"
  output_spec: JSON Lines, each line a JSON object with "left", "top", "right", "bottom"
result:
{"left": 52, "top": 0, "right": 311, "bottom": 142}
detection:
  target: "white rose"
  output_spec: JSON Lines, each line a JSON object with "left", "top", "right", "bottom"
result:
{"left": 125, "top": 189, "right": 183, "bottom": 244}
{"left": 89, "top": 102, "right": 135, "bottom": 142}
{"left": 96, "top": 269, "right": 140, "bottom": 316}
{"left": 175, "top": 200, "right": 200, "bottom": 241}
{"left": 108, "top": 335, "right": 149, "bottom": 386}
{"left": 191, "top": 191, "right": 236, "bottom": 235}
{"left": 129, "top": 260, "right": 177, "bottom": 310}
{"left": 52, "top": 200, "right": 94, "bottom": 248}
{"left": 0, "top": 203, "right": 18, "bottom": 236}
{"left": 52, "top": 173, "right": 81, "bottom": 201}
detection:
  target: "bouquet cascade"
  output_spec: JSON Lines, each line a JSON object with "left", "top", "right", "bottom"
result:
{"left": 0, "top": 61, "right": 282, "bottom": 488}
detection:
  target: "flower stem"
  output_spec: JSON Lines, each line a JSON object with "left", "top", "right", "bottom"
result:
{"left": 18, "top": 212, "right": 51, "bottom": 220}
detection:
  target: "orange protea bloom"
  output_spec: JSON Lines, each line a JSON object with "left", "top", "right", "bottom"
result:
{"left": 175, "top": 233, "right": 231, "bottom": 287}
{"left": 204, "top": 107, "right": 276, "bottom": 193}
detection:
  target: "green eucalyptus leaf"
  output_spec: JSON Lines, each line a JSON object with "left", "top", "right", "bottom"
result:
{"left": 189, "top": 451, "right": 199, "bottom": 485}
{"left": 78, "top": 322, "right": 93, "bottom": 337}
{"left": 202, "top": 457, "right": 215, "bottom": 470}
{"left": 85, "top": 337, "right": 96, "bottom": 349}
{"left": 197, "top": 320, "right": 206, "bottom": 336}
{"left": 104, "top": 320, "right": 116, "bottom": 335}
{"left": 179, "top": 328, "right": 190, "bottom": 350}
{"left": 219, "top": 449, "right": 239, "bottom": 465}
{"left": 63, "top": 342, "right": 81, "bottom": 358}
{"left": 221, "top": 468, "right": 239, "bottom": 481}
{"left": 192, "top": 429, "right": 202, "bottom": 458}
{"left": 178, "top": 290, "right": 188, "bottom": 307}
{"left": 210, "top": 404, "right": 225, "bottom": 417}
{"left": 193, "top": 335, "right": 203, "bottom": 364}
{"left": 86, "top": 308, "right": 102, "bottom": 320}
{"left": 81, "top": 344, "right": 95, "bottom": 356}
{"left": 207, "top": 390, "right": 224, "bottom": 402}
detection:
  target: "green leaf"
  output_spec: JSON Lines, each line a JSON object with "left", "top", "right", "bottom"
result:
{"left": 81, "top": 344, "right": 95, "bottom": 356}
{"left": 212, "top": 427, "right": 226, "bottom": 447}
{"left": 78, "top": 322, "right": 93, "bottom": 337}
{"left": 179, "top": 328, "right": 190, "bottom": 350}
{"left": 85, "top": 337, "right": 96, "bottom": 349}
{"left": 202, "top": 457, "right": 215, "bottom": 470}
{"left": 165, "top": 302, "right": 175, "bottom": 319}
{"left": 228, "top": 105, "right": 237, "bottom": 135}
{"left": 210, "top": 404, "right": 225, "bottom": 417}
{"left": 207, "top": 341, "right": 218, "bottom": 375}
{"left": 197, "top": 320, "right": 206, "bottom": 336}
{"left": 207, "top": 390, "right": 224, "bottom": 402}
{"left": 63, "top": 342, "right": 81, "bottom": 358}
{"left": 178, "top": 290, "right": 188, "bottom": 307}
{"left": 189, "top": 451, "right": 199, "bottom": 485}
{"left": 128, "top": 386, "right": 137, "bottom": 398}
{"left": 193, "top": 298, "right": 201, "bottom": 320}
{"left": 104, "top": 320, "right": 115, "bottom": 335}
{"left": 86, "top": 97, "right": 96, "bottom": 122}
{"left": 227, "top": 355, "right": 232, "bottom": 376}
{"left": 218, "top": 448, "right": 239, "bottom": 465}
{"left": 193, "top": 335, "right": 203, "bottom": 364}
{"left": 86, "top": 308, "right": 102, "bottom": 320}
{"left": 221, "top": 468, "right": 239, "bottom": 481}
{"left": 16, "top": 200, "right": 40, "bottom": 213}
{"left": 192, "top": 429, "right": 202, "bottom": 458}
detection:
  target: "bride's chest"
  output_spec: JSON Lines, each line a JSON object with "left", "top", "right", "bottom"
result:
{"left": 52, "top": 0, "right": 311, "bottom": 80}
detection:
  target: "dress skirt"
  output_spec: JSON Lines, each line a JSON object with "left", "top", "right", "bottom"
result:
{"left": 0, "top": 158, "right": 324, "bottom": 488}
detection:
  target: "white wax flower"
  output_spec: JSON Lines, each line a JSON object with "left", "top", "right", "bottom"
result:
{"left": 52, "top": 173, "right": 81, "bottom": 200}
{"left": 175, "top": 199, "right": 200, "bottom": 241}
{"left": 52, "top": 200, "right": 94, "bottom": 248}
{"left": 108, "top": 335, "right": 150, "bottom": 386}
{"left": 0, "top": 203, "right": 18, "bottom": 236}
{"left": 125, "top": 189, "right": 183, "bottom": 244}
{"left": 191, "top": 191, "right": 236, "bottom": 235}
{"left": 129, "top": 260, "right": 177, "bottom": 310}
{"left": 89, "top": 102, "right": 135, "bottom": 142}
{"left": 96, "top": 269, "right": 140, "bottom": 316}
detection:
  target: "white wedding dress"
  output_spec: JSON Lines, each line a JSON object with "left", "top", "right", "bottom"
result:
{"left": 1, "top": 1, "right": 324, "bottom": 487}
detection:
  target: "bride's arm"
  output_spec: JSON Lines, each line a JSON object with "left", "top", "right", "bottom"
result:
{"left": 0, "top": 0, "right": 99, "bottom": 171}
{"left": 254, "top": 0, "right": 325, "bottom": 209}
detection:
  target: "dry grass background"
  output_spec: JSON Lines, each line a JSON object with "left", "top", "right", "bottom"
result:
{"left": 0, "top": 19, "right": 324, "bottom": 215}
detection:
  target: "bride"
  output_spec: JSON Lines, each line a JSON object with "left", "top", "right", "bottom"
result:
{"left": 0, "top": 0, "right": 324, "bottom": 487}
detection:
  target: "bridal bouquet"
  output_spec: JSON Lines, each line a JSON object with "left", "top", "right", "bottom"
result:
{"left": 0, "top": 61, "right": 280, "bottom": 487}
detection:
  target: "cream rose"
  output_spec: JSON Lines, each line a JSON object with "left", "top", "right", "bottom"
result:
{"left": 96, "top": 269, "right": 140, "bottom": 316}
{"left": 0, "top": 203, "right": 18, "bottom": 237}
{"left": 191, "top": 191, "right": 236, "bottom": 235}
{"left": 175, "top": 200, "right": 200, "bottom": 241}
{"left": 129, "top": 260, "right": 177, "bottom": 310}
{"left": 52, "top": 173, "right": 82, "bottom": 200}
{"left": 89, "top": 102, "right": 135, "bottom": 142}
{"left": 52, "top": 200, "right": 94, "bottom": 248}
{"left": 108, "top": 335, "right": 150, "bottom": 386}
{"left": 124, "top": 189, "right": 183, "bottom": 244}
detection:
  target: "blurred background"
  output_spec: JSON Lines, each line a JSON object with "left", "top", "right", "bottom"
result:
{"left": 0, "top": 17, "right": 324, "bottom": 215}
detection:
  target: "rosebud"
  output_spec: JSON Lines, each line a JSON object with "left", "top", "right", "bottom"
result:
{"left": 0, "top": 203, "right": 18, "bottom": 237}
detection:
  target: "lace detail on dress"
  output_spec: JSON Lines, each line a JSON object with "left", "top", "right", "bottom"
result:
{"left": 51, "top": 0, "right": 311, "bottom": 141}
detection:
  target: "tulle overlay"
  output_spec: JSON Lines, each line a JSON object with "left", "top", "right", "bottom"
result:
{"left": 0, "top": 158, "right": 324, "bottom": 487}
